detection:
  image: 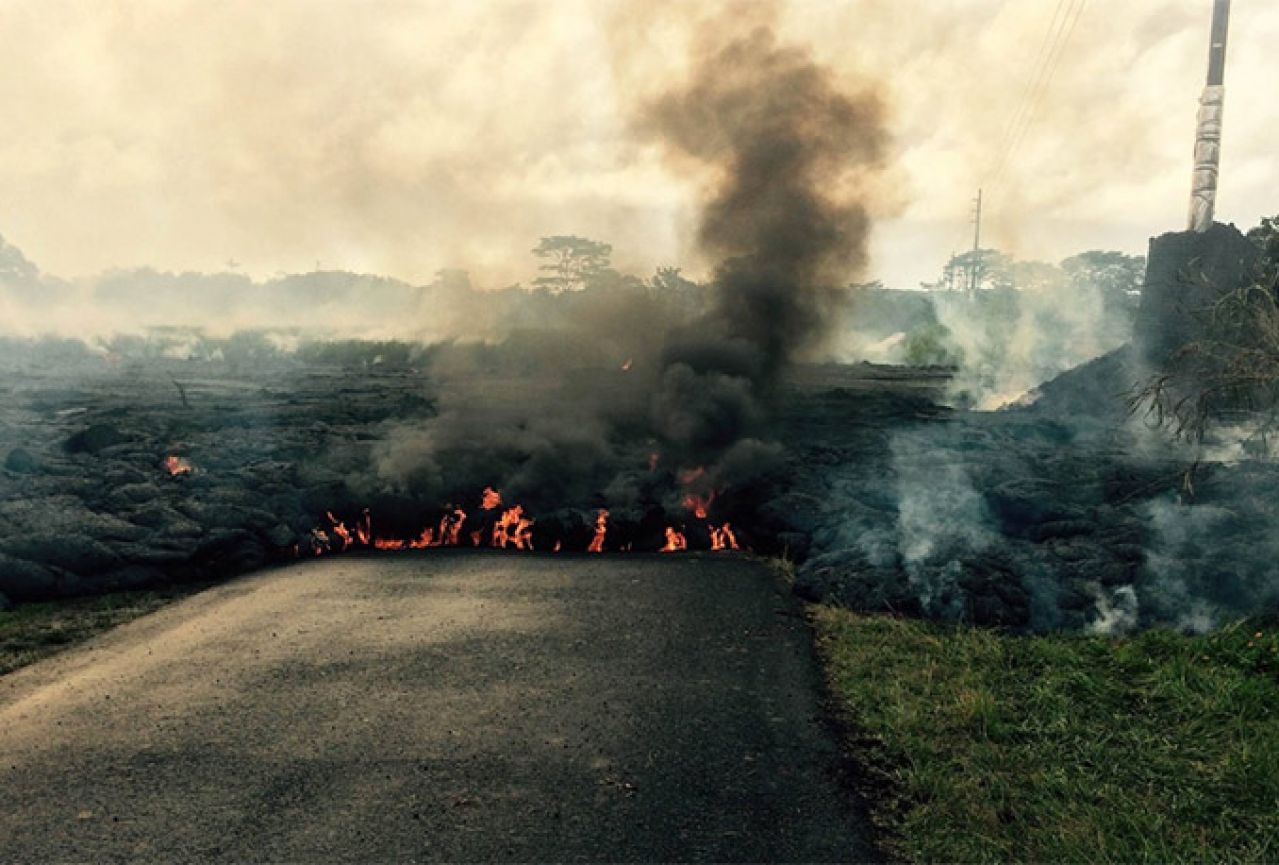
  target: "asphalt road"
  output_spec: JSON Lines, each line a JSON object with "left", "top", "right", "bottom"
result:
{"left": 0, "top": 553, "right": 878, "bottom": 863}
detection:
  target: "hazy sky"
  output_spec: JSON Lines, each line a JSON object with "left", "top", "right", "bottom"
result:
{"left": 0, "top": 0, "right": 1274, "bottom": 290}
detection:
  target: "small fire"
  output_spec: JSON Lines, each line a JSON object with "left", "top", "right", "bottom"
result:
{"left": 327, "top": 512, "right": 353, "bottom": 550}
{"left": 682, "top": 491, "right": 714, "bottom": 520}
{"left": 709, "top": 523, "right": 739, "bottom": 551}
{"left": 163, "top": 455, "right": 193, "bottom": 476}
{"left": 648, "top": 452, "right": 660, "bottom": 472}
{"left": 678, "top": 466, "right": 715, "bottom": 518}
{"left": 304, "top": 486, "right": 748, "bottom": 558}
{"left": 587, "top": 509, "right": 609, "bottom": 553}
{"left": 439, "top": 508, "right": 467, "bottom": 547}
{"left": 621, "top": 358, "right": 633, "bottom": 371}
{"left": 310, "top": 527, "right": 331, "bottom": 556}
{"left": 492, "top": 505, "right": 534, "bottom": 550}
{"left": 660, "top": 527, "right": 688, "bottom": 553}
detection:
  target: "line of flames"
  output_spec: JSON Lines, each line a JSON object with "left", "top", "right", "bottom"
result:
{"left": 302, "top": 486, "right": 739, "bottom": 557}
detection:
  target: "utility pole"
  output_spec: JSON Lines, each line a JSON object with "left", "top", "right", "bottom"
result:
{"left": 969, "top": 189, "right": 983, "bottom": 293}
{"left": 1188, "top": 0, "right": 1231, "bottom": 232}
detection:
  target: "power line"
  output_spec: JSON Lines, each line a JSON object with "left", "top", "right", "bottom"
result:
{"left": 986, "top": 0, "right": 1072, "bottom": 183}
{"left": 934, "top": 1, "right": 1073, "bottom": 290}
{"left": 990, "top": 0, "right": 1089, "bottom": 191}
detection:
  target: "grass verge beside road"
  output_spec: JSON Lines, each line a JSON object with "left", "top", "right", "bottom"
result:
{"left": 813, "top": 607, "right": 1279, "bottom": 864}
{"left": 0, "top": 585, "right": 208, "bottom": 677}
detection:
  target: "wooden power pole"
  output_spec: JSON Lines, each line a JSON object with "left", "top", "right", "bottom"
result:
{"left": 1188, "top": 0, "right": 1231, "bottom": 232}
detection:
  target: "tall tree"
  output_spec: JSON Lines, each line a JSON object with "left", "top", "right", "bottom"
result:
{"left": 531, "top": 236, "right": 612, "bottom": 293}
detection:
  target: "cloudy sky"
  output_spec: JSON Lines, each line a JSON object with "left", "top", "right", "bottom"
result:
{"left": 0, "top": 0, "right": 1274, "bottom": 290}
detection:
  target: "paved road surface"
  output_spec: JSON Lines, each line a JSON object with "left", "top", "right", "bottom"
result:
{"left": 0, "top": 553, "right": 877, "bottom": 862}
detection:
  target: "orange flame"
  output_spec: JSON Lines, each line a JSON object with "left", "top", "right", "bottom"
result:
{"left": 492, "top": 505, "right": 534, "bottom": 550}
{"left": 326, "top": 512, "right": 353, "bottom": 550}
{"left": 621, "top": 358, "right": 633, "bottom": 371}
{"left": 678, "top": 466, "right": 715, "bottom": 518}
{"left": 587, "top": 509, "right": 609, "bottom": 553}
{"left": 163, "top": 455, "right": 192, "bottom": 476}
{"left": 683, "top": 492, "right": 714, "bottom": 520}
{"left": 355, "top": 509, "right": 372, "bottom": 546}
{"left": 481, "top": 487, "right": 503, "bottom": 510}
{"left": 710, "top": 523, "right": 739, "bottom": 551}
{"left": 437, "top": 508, "right": 467, "bottom": 547}
{"left": 660, "top": 527, "right": 688, "bottom": 553}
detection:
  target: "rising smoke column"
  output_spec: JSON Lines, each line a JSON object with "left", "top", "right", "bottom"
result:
{"left": 364, "top": 16, "right": 891, "bottom": 543}
{"left": 642, "top": 21, "right": 889, "bottom": 465}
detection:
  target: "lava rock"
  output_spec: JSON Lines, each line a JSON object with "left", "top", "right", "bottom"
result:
{"left": 64, "top": 423, "right": 129, "bottom": 455}
{"left": 0, "top": 553, "right": 62, "bottom": 600}
{"left": 3, "top": 534, "right": 122, "bottom": 575}
{"left": 4, "top": 448, "right": 39, "bottom": 474}
{"left": 98, "top": 565, "right": 166, "bottom": 591}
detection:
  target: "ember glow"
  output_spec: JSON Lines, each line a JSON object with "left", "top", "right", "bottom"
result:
{"left": 163, "top": 455, "right": 192, "bottom": 476}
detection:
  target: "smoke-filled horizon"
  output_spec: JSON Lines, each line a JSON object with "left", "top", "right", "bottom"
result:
{"left": 0, "top": 1, "right": 1275, "bottom": 293}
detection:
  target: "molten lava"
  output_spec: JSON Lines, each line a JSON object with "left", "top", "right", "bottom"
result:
{"left": 587, "top": 509, "right": 609, "bottom": 553}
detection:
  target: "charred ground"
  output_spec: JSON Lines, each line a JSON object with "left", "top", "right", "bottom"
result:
{"left": 4, "top": 335, "right": 1276, "bottom": 634}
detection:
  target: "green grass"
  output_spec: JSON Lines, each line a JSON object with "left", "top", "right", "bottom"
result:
{"left": 0, "top": 585, "right": 208, "bottom": 677}
{"left": 813, "top": 607, "right": 1279, "bottom": 864}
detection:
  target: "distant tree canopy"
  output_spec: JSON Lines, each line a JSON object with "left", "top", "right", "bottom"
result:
{"left": 0, "top": 233, "right": 39, "bottom": 284}
{"left": 1061, "top": 250, "right": 1146, "bottom": 306}
{"left": 928, "top": 247, "right": 1145, "bottom": 309}
{"left": 532, "top": 236, "right": 612, "bottom": 293}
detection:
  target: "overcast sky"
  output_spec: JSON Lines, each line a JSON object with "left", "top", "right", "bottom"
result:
{"left": 0, "top": 0, "right": 1274, "bottom": 290}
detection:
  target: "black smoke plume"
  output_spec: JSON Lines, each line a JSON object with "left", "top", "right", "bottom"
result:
{"left": 644, "top": 23, "right": 888, "bottom": 461}
{"left": 359, "top": 20, "right": 890, "bottom": 549}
